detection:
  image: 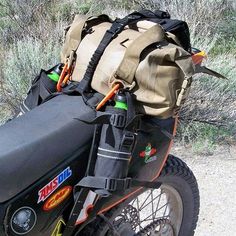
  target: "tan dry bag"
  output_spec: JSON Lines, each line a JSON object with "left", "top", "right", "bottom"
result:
{"left": 61, "top": 10, "right": 225, "bottom": 118}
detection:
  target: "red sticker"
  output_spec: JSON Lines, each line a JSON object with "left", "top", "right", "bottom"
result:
{"left": 139, "top": 143, "right": 157, "bottom": 158}
{"left": 139, "top": 143, "right": 157, "bottom": 163}
{"left": 43, "top": 186, "right": 72, "bottom": 211}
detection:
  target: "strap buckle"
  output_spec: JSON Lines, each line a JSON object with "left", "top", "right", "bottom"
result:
{"left": 104, "top": 178, "right": 132, "bottom": 191}
{"left": 107, "top": 21, "right": 125, "bottom": 38}
{"left": 176, "top": 77, "right": 192, "bottom": 107}
{"left": 110, "top": 114, "right": 126, "bottom": 127}
{"left": 121, "top": 133, "right": 135, "bottom": 148}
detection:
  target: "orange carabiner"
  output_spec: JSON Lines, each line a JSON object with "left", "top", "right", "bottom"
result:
{"left": 62, "top": 65, "right": 73, "bottom": 87}
{"left": 62, "top": 74, "right": 71, "bottom": 86}
{"left": 57, "top": 63, "right": 68, "bottom": 92}
{"left": 96, "top": 83, "right": 120, "bottom": 111}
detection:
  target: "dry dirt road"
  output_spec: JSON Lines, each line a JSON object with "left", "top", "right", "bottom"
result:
{"left": 172, "top": 144, "right": 236, "bottom": 236}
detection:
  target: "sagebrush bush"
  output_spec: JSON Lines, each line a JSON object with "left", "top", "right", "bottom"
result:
{"left": 179, "top": 48, "right": 236, "bottom": 146}
{"left": 0, "top": 0, "right": 65, "bottom": 45}
{"left": 0, "top": 37, "right": 61, "bottom": 120}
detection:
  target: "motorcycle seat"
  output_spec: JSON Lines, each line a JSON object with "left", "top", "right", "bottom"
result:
{"left": 0, "top": 95, "right": 95, "bottom": 203}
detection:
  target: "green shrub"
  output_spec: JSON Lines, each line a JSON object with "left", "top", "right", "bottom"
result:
{"left": 75, "top": 1, "right": 92, "bottom": 14}
{"left": 179, "top": 48, "right": 236, "bottom": 149}
{"left": 177, "top": 120, "right": 235, "bottom": 154}
{"left": 0, "top": 37, "right": 61, "bottom": 119}
{"left": 210, "top": 37, "right": 236, "bottom": 56}
{"left": 51, "top": 2, "right": 75, "bottom": 22}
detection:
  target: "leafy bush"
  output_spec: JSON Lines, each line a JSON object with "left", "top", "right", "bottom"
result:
{"left": 179, "top": 46, "right": 236, "bottom": 149}
{"left": 0, "top": 37, "right": 61, "bottom": 120}
{"left": 0, "top": 0, "right": 65, "bottom": 45}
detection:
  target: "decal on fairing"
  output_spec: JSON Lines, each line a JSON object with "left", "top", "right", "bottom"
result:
{"left": 38, "top": 167, "right": 72, "bottom": 203}
{"left": 43, "top": 186, "right": 72, "bottom": 211}
{"left": 51, "top": 219, "right": 66, "bottom": 236}
{"left": 139, "top": 143, "right": 158, "bottom": 163}
{"left": 10, "top": 206, "right": 37, "bottom": 235}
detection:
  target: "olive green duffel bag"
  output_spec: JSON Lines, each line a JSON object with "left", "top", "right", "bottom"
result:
{"left": 61, "top": 10, "right": 225, "bottom": 118}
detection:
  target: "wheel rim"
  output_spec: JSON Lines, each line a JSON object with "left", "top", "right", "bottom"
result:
{"left": 112, "top": 184, "right": 183, "bottom": 236}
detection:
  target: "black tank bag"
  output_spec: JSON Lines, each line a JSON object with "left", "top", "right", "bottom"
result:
{"left": 78, "top": 90, "right": 165, "bottom": 197}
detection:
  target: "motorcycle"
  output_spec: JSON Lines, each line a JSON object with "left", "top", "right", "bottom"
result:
{"left": 0, "top": 49, "right": 207, "bottom": 236}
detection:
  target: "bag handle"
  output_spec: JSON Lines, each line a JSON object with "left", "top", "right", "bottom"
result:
{"left": 61, "top": 15, "right": 89, "bottom": 63}
{"left": 61, "top": 14, "right": 111, "bottom": 63}
{"left": 110, "top": 25, "right": 195, "bottom": 86}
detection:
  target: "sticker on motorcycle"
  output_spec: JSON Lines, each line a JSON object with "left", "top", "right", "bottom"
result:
{"left": 43, "top": 186, "right": 72, "bottom": 211}
{"left": 38, "top": 167, "right": 72, "bottom": 203}
{"left": 51, "top": 219, "right": 66, "bottom": 236}
{"left": 139, "top": 143, "right": 157, "bottom": 163}
{"left": 10, "top": 206, "right": 37, "bottom": 235}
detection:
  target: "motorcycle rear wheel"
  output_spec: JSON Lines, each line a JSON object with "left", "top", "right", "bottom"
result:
{"left": 82, "top": 155, "right": 200, "bottom": 236}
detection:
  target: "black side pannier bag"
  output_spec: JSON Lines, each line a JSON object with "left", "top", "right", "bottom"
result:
{"left": 78, "top": 91, "right": 137, "bottom": 196}
{"left": 20, "top": 63, "right": 63, "bottom": 113}
{"left": 78, "top": 91, "right": 175, "bottom": 197}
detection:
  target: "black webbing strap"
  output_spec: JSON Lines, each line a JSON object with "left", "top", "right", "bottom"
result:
{"left": 62, "top": 188, "right": 90, "bottom": 236}
{"left": 124, "top": 91, "right": 137, "bottom": 128}
{"left": 77, "top": 20, "right": 127, "bottom": 94}
{"left": 77, "top": 10, "right": 169, "bottom": 95}
{"left": 76, "top": 112, "right": 127, "bottom": 128}
{"left": 78, "top": 176, "right": 162, "bottom": 192}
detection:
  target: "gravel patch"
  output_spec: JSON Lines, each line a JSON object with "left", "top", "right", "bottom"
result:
{"left": 172, "top": 144, "right": 236, "bottom": 236}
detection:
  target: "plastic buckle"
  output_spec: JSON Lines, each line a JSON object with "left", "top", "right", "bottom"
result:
{"left": 110, "top": 114, "right": 126, "bottom": 128}
{"left": 121, "top": 133, "right": 135, "bottom": 148}
{"left": 124, "top": 178, "right": 132, "bottom": 189}
{"left": 104, "top": 178, "right": 132, "bottom": 191}
{"left": 105, "top": 179, "right": 117, "bottom": 191}
{"left": 176, "top": 77, "right": 192, "bottom": 107}
{"left": 107, "top": 22, "right": 124, "bottom": 38}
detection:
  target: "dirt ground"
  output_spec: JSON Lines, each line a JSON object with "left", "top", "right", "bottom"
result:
{"left": 172, "top": 144, "right": 236, "bottom": 236}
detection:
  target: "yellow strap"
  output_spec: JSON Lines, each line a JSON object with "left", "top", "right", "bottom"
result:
{"left": 51, "top": 219, "right": 65, "bottom": 236}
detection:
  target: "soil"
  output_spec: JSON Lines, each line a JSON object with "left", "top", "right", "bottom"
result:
{"left": 171, "top": 144, "right": 236, "bottom": 236}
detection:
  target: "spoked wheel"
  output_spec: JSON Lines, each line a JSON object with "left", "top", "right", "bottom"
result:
{"left": 113, "top": 185, "right": 183, "bottom": 236}
{"left": 92, "top": 155, "right": 200, "bottom": 236}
